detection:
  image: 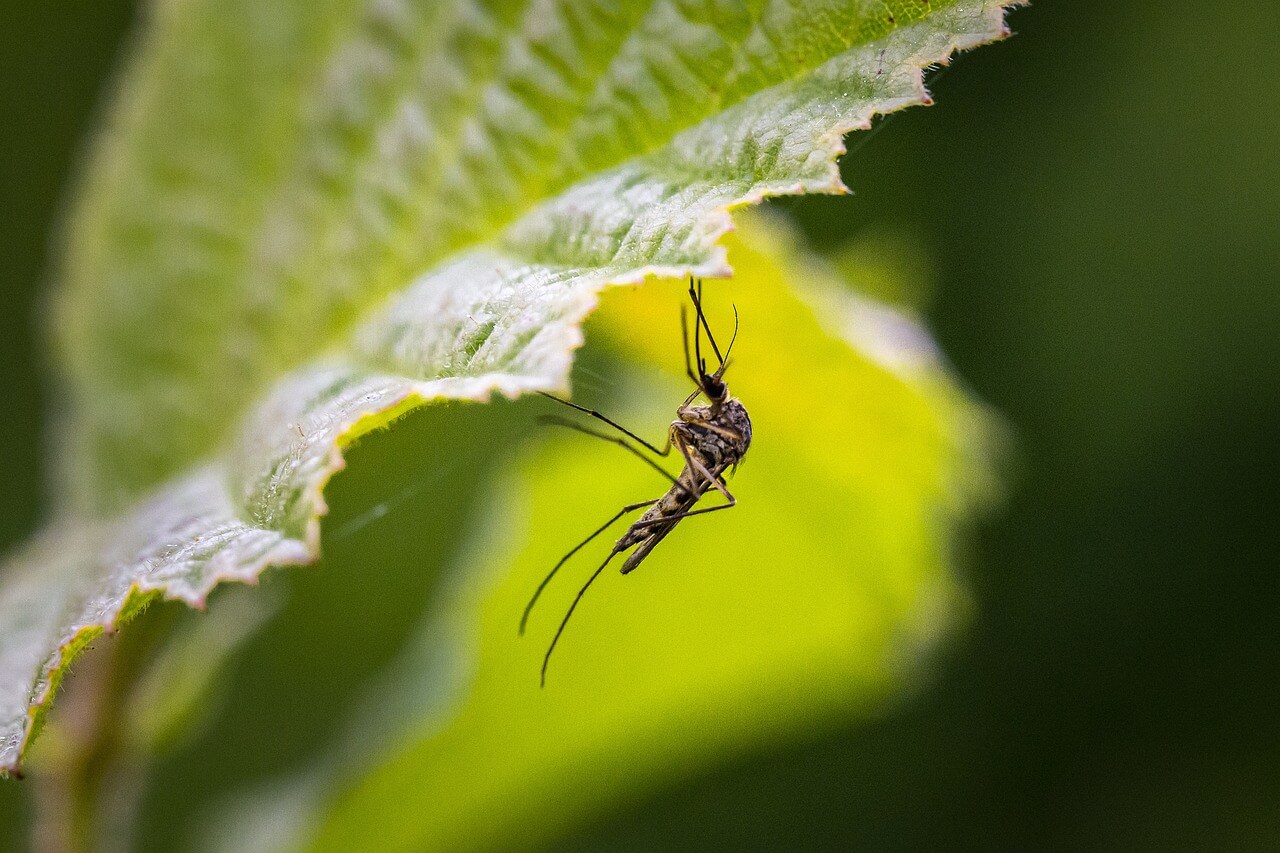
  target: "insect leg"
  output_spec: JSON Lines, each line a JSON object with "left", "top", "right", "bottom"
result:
{"left": 684, "top": 451, "right": 735, "bottom": 504}
{"left": 538, "top": 415, "right": 677, "bottom": 485}
{"left": 631, "top": 450, "right": 735, "bottom": 530}
{"left": 629, "top": 501, "right": 735, "bottom": 529}
{"left": 537, "top": 392, "right": 672, "bottom": 456}
{"left": 674, "top": 410, "right": 743, "bottom": 444}
{"left": 700, "top": 421, "right": 743, "bottom": 443}
{"left": 519, "top": 498, "right": 658, "bottom": 635}
{"left": 541, "top": 546, "right": 623, "bottom": 687}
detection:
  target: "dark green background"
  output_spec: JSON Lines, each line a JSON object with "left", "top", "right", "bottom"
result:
{"left": 3, "top": 1, "right": 1278, "bottom": 849}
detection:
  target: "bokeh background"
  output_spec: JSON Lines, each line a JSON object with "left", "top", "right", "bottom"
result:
{"left": 3, "top": 1, "right": 1278, "bottom": 849}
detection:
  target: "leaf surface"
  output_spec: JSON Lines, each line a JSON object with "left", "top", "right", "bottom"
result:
{"left": 0, "top": 0, "right": 1015, "bottom": 776}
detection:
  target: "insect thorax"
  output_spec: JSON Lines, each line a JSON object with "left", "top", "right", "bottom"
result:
{"left": 679, "top": 398, "right": 752, "bottom": 467}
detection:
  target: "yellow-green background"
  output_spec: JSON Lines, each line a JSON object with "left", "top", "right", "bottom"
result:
{"left": 3, "top": 1, "right": 1278, "bottom": 849}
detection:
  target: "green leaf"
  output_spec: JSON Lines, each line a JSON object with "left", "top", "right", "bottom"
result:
{"left": 1, "top": 0, "right": 1015, "bottom": 777}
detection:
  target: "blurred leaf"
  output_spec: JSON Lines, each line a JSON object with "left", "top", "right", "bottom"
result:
{"left": 123, "top": 588, "right": 280, "bottom": 757}
{"left": 1, "top": 0, "right": 1015, "bottom": 777}
{"left": 191, "top": 215, "right": 996, "bottom": 850}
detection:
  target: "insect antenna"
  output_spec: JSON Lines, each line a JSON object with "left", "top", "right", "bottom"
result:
{"left": 541, "top": 547, "right": 622, "bottom": 686}
{"left": 689, "top": 278, "right": 707, "bottom": 377}
{"left": 680, "top": 304, "right": 700, "bottom": 389}
{"left": 713, "top": 305, "right": 740, "bottom": 379}
{"left": 688, "top": 279, "right": 726, "bottom": 369}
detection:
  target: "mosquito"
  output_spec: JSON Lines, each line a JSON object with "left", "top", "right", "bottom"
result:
{"left": 520, "top": 279, "right": 752, "bottom": 686}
